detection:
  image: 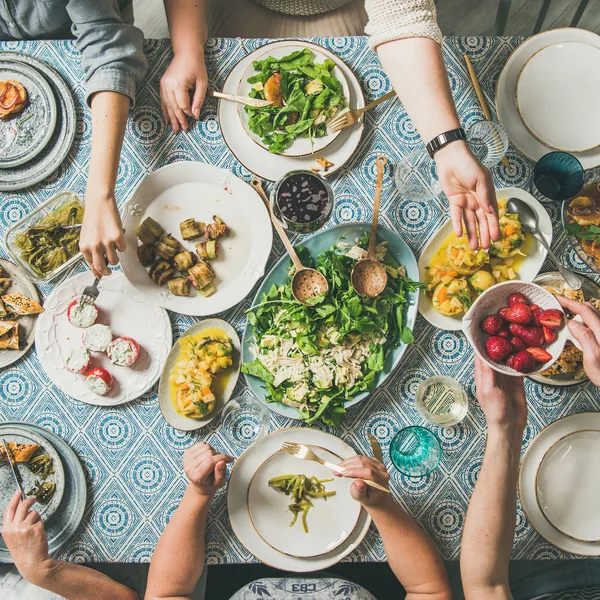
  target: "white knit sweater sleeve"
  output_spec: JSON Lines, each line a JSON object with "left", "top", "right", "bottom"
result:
{"left": 364, "top": 0, "right": 442, "bottom": 49}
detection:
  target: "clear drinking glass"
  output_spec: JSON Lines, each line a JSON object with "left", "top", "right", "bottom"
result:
{"left": 465, "top": 120, "right": 509, "bottom": 169}
{"left": 415, "top": 376, "right": 469, "bottom": 427}
{"left": 394, "top": 150, "right": 442, "bottom": 202}
{"left": 531, "top": 151, "right": 585, "bottom": 203}
{"left": 389, "top": 426, "right": 442, "bottom": 477}
{"left": 221, "top": 395, "right": 269, "bottom": 449}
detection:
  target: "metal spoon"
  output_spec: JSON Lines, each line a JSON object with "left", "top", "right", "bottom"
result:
{"left": 351, "top": 155, "right": 388, "bottom": 298}
{"left": 250, "top": 179, "right": 329, "bottom": 305}
{"left": 506, "top": 197, "right": 582, "bottom": 290}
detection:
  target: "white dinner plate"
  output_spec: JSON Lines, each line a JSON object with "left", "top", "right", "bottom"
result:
{"left": 516, "top": 42, "right": 600, "bottom": 153}
{"left": 157, "top": 318, "right": 241, "bottom": 431}
{"left": 236, "top": 43, "right": 350, "bottom": 157}
{"left": 536, "top": 430, "right": 600, "bottom": 542}
{"left": 119, "top": 162, "right": 272, "bottom": 317}
{"left": 497, "top": 28, "right": 600, "bottom": 168}
{"left": 248, "top": 448, "right": 361, "bottom": 558}
{"left": 35, "top": 271, "right": 172, "bottom": 406}
{"left": 519, "top": 412, "right": 600, "bottom": 555}
{"left": 227, "top": 427, "right": 371, "bottom": 572}
{"left": 220, "top": 40, "right": 365, "bottom": 181}
{"left": 418, "top": 187, "right": 552, "bottom": 331}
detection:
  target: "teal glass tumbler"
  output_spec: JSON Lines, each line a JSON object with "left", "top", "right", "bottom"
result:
{"left": 389, "top": 426, "right": 442, "bottom": 477}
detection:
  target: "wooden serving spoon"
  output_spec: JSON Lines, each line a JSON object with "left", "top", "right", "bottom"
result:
{"left": 351, "top": 155, "right": 388, "bottom": 298}
{"left": 250, "top": 179, "right": 329, "bottom": 305}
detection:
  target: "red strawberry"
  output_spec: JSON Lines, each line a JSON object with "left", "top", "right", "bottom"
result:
{"left": 499, "top": 307, "right": 511, "bottom": 321}
{"left": 485, "top": 336, "right": 513, "bottom": 362}
{"left": 508, "top": 324, "right": 545, "bottom": 347}
{"left": 543, "top": 326, "right": 557, "bottom": 344}
{"left": 512, "top": 351, "right": 537, "bottom": 373}
{"left": 510, "top": 336, "right": 527, "bottom": 352}
{"left": 505, "top": 353, "right": 518, "bottom": 369}
{"left": 538, "top": 309, "right": 564, "bottom": 330}
{"left": 504, "top": 304, "right": 532, "bottom": 325}
{"left": 481, "top": 314, "right": 504, "bottom": 335}
{"left": 497, "top": 326, "right": 510, "bottom": 339}
{"left": 531, "top": 308, "right": 543, "bottom": 326}
{"left": 509, "top": 293, "right": 529, "bottom": 307}
{"left": 526, "top": 347, "right": 553, "bottom": 364}
{"left": 529, "top": 304, "right": 540, "bottom": 312}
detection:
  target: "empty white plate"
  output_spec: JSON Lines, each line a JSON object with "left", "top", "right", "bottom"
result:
{"left": 248, "top": 448, "right": 360, "bottom": 558}
{"left": 536, "top": 429, "right": 600, "bottom": 543}
{"left": 516, "top": 42, "right": 600, "bottom": 153}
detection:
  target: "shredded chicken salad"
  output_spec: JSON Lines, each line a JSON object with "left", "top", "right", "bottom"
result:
{"left": 242, "top": 233, "right": 419, "bottom": 425}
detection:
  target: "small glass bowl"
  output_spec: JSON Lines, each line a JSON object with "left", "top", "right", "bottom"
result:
{"left": 389, "top": 426, "right": 442, "bottom": 477}
{"left": 221, "top": 394, "right": 270, "bottom": 449}
{"left": 394, "top": 150, "right": 442, "bottom": 202}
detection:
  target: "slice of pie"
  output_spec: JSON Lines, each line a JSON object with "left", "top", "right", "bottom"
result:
{"left": 1, "top": 293, "right": 43, "bottom": 315}
{"left": 0, "top": 441, "right": 40, "bottom": 463}
{"left": 0, "top": 320, "right": 18, "bottom": 349}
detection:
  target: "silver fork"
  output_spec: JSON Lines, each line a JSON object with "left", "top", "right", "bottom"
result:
{"left": 282, "top": 442, "right": 390, "bottom": 493}
{"left": 80, "top": 277, "right": 100, "bottom": 305}
{"left": 327, "top": 90, "right": 397, "bottom": 133}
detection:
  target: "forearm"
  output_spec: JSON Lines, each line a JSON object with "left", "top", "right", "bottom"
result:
{"left": 368, "top": 497, "right": 451, "bottom": 599}
{"left": 164, "top": 0, "right": 207, "bottom": 57}
{"left": 461, "top": 428, "right": 523, "bottom": 599}
{"left": 377, "top": 37, "right": 460, "bottom": 143}
{"left": 145, "top": 486, "right": 211, "bottom": 599}
{"left": 26, "top": 560, "right": 138, "bottom": 600}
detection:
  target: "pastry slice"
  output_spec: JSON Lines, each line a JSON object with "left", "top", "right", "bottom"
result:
{"left": 0, "top": 277, "right": 11, "bottom": 294}
{"left": 0, "top": 441, "right": 40, "bottom": 463}
{"left": 0, "top": 297, "right": 6, "bottom": 318}
{"left": 0, "top": 320, "right": 18, "bottom": 349}
{"left": 1, "top": 293, "right": 43, "bottom": 315}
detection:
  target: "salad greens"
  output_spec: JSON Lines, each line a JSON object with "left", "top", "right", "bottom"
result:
{"left": 245, "top": 48, "right": 346, "bottom": 154}
{"left": 242, "top": 233, "right": 419, "bottom": 426}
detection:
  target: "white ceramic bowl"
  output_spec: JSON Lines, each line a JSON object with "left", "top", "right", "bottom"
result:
{"left": 463, "top": 281, "right": 569, "bottom": 376}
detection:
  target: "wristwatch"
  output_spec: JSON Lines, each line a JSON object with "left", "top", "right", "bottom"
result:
{"left": 426, "top": 128, "right": 467, "bottom": 158}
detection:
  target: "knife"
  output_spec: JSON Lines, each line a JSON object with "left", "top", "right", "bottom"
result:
{"left": 1, "top": 437, "right": 25, "bottom": 501}
{"left": 368, "top": 433, "right": 384, "bottom": 463}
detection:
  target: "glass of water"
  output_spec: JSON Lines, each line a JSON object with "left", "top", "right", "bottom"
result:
{"left": 415, "top": 376, "right": 469, "bottom": 427}
{"left": 465, "top": 120, "right": 509, "bottom": 169}
{"left": 221, "top": 395, "right": 269, "bottom": 449}
{"left": 394, "top": 149, "right": 442, "bottom": 202}
{"left": 389, "top": 426, "right": 442, "bottom": 477}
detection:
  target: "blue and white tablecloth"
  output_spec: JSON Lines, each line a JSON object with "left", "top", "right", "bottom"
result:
{"left": 0, "top": 36, "right": 598, "bottom": 563}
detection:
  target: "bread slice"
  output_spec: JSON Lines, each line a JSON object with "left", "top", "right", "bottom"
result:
{"left": 0, "top": 441, "right": 40, "bottom": 463}
{"left": 2, "top": 293, "right": 43, "bottom": 315}
{"left": 0, "top": 320, "right": 18, "bottom": 349}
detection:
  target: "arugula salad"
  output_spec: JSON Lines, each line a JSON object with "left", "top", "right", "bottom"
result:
{"left": 242, "top": 233, "right": 419, "bottom": 426}
{"left": 244, "top": 48, "right": 346, "bottom": 154}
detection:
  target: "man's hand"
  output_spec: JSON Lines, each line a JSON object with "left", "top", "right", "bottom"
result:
{"left": 336, "top": 455, "right": 390, "bottom": 508}
{"left": 183, "top": 442, "right": 234, "bottom": 498}
{"left": 475, "top": 356, "right": 527, "bottom": 437}
{"left": 2, "top": 492, "right": 55, "bottom": 583}
{"left": 435, "top": 141, "right": 499, "bottom": 250}
{"left": 557, "top": 296, "right": 600, "bottom": 386}
{"left": 80, "top": 195, "right": 125, "bottom": 279}
{"left": 160, "top": 52, "right": 208, "bottom": 132}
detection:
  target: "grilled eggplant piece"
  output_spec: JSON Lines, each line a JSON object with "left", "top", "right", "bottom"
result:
{"left": 149, "top": 260, "right": 176, "bottom": 286}
{"left": 180, "top": 218, "right": 205, "bottom": 240}
{"left": 196, "top": 240, "right": 218, "bottom": 261}
{"left": 188, "top": 261, "right": 215, "bottom": 290}
{"left": 0, "top": 277, "right": 11, "bottom": 294}
{"left": 167, "top": 277, "right": 190, "bottom": 296}
{"left": 173, "top": 250, "right": 195, "bottom": 272}
{"left": 197, "top": 282, "right": 217, "bottom": 297}
{"left": 155, "top": 234, "right": 182, "bottom": 260}
{"left": 136, "top": 217, "right": 164, "bottom": 245}
{"left": 137, "top": 244, "right": 155, "bottom": 267}
{"left": 206, "top": 216, "right": 229, "bottom": 240}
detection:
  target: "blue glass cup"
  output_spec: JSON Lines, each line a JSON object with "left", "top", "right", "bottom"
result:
{"left": 389, "top": 426, "right": 442, "bottom": 477}
{"left": 531, "top": 151, "right": 584, "bottom": 203}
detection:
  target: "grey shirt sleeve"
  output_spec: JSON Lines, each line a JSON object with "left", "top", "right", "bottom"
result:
{"left": 66, "top": 0, "right": 148, "bottom": 106}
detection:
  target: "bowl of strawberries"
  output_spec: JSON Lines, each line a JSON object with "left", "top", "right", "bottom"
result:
{"left": 463, "top": 281, "right": 570, "bottom": 376}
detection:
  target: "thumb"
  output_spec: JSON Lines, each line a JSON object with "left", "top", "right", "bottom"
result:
{"left": 192, "top": 80, "right": 206, "bottom": 119}
{"left": 213, "top": 460, "right": 227, "bottom": 488}
{"left": 350, "top": 479, "right": 368, "bottom": 503}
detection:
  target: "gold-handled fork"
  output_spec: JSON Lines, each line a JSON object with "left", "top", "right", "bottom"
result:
{"left": 282, "top": 442, "right": 390, "bottom": 493}
{"left": 208, "top": 89, "right": 273, "bottom": 108}
{"left": 327, "top": 90, "right": 396, "bottom": 133}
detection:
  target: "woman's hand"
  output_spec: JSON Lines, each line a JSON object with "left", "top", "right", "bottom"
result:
{"left": 435, "top": 141, "right": 499, "bottom": 250}
{"left": 160, "top": 51, "right": 208, "bottom": 132}
{"left": 183, "top": 442, "right": 234, "bottom": 498}
{"left": 475, "top": 356, "right": 527, "bottom": 439}
{"left": 336, "top": 455, "right": 391, "bottom": 508}
{"left": 79, "top": 195, "right": 124, "bottom": 279}
{"left": 557, "top": 296, "right": 600, "bottom": 386}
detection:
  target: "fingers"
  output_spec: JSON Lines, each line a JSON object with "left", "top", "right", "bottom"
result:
{"left": 192, "top": 80, "right": 206, "bottom": 119}
{"left": 105, "top": 243, "right": 119, "bottom": 267}
{"left": 213, "top": 461, "right": 228, "bottom": 488}
{"left": 558, "top": 297, "right": 600, "bottom": 342}
{"left": 479, "top": 172, "right": 500, "bottom": 241}
{"left": 174, "top": 87, "right": 193, "bottom": 119}
{"left": 169, "top": 90, "right": 189, "bottom": 132}
{"left": 350, "top": 479, "right": 368, "bottom": 503}
{"left": 569, "top": 320, "right": 600, "bottom": 355}
{"left": 337, "top": 455, "right": 387, "bottom": 472}
{"left": 476, "top": 206, "right": 490, "bottom": 249}
{"left": 15, "top": 497, "right": 36, "bottom": 522}
{"left": 3, "top": 490, "right": 21, "bottom": 524}
{"left": 115, "top": 233, "right": 126, "bottom": 253}
{"left": 24, "top": 509, "right": 41, "bottom": 526}
{"left": 450, "top": 204, "right": 464, "bottom": 238}
{"left": 463, "top": 208, "right": 479, "bottom": 250}
{"left": 91, "top": 249, "right": 111, "bottom": 277}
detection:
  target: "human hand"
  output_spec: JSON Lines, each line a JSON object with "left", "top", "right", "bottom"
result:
{"left": 475, "top": 356, "right": 527, "bottom": 437}
{"left": 160, "top": 51, "right": 208, "bottom": 132}
{"left": 557, "top": 296, "right": 600, "bottom": 386}
{"left": 183, "top": 442, "right": 234, "bottom": 498}
{"left": 2, "top": 492, "right": 54, "bottom": 583}
{"left": 435, "top": 141, "right": 499, "bottom": 250}
{"left": 335, "top": 455, "right": 390, "bottom": 508}
{"left": 80, "top": 195, "right": 125, "bottom": 279}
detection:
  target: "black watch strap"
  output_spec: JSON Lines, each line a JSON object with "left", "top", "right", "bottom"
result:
{"left": 426, "top": 128, "right": 467, "bottom": 158}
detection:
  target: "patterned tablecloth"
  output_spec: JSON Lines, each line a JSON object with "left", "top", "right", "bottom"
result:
{"left": 0, "top": 36, "right": 598, "bottom": 564}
